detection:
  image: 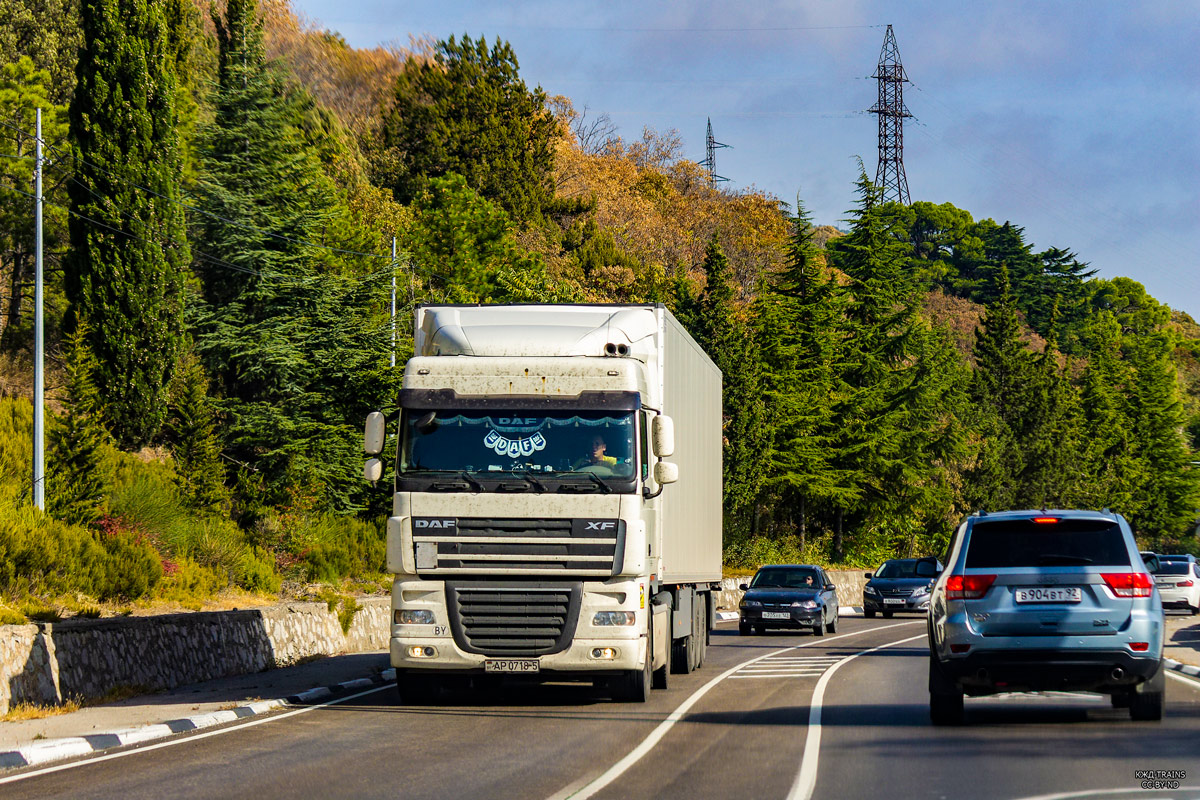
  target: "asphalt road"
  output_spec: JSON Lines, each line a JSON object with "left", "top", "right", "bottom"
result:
{"left": 5, "top": 617, "right": 1200, "bottom": 800}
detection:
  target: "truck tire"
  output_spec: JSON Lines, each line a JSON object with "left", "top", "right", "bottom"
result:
{"left": 695, "top": 594, "right": 707, "bottom": 669}
{"left": 613, "top": 635, "right": 652, "bottom": 703}
{"left": 396, "top": 673, "right": 441, "bottom": 706}
{"left": 653, "top": 630, "right": 671, "bottom": 689}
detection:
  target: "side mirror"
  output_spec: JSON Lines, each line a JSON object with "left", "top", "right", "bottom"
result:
{"left": 914, "top": 557, "right": 939, "bottom": 578}
{"left": 652, "top": 415, "right": 675, "bottom": 457}
{"left": 364, "top": 457, "right": 383, "bottom": 485}
{"left": 864, "top": 572, "right": 873, "bottom": 580}
{"left": 364, "top": 411, "right": 386, "bottom": 455}
{"left": 739, "top": 584, "right": 749, "bottom": 592}
{"left": 825, "top": 583, "right": 835, "bottom": 591}
{"left": 653, "top": 461, "right": 679, "bottom": 485}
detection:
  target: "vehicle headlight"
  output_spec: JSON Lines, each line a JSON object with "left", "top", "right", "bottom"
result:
{"left": 593, "top": 611, "right": 637, "bottom": 626}
{"left": 740, "top": 599, "right": 762, "bottom": 608}
{"left": 394, "top": 609, "right": 434, "bottom": 625}
{"left": 863, "top": 585, "right": 878, "bottom": 595}
{"left": 791, "top": 599, "right": 819, "bottom": 609}
{"left": 911, "top": 585, "right": 930, "bottom": 597}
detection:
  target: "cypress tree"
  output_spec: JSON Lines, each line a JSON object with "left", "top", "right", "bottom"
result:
{"left": 66, "top": 0, "right": 189, "bottom": 447}
{"left": 47, "top": 323, "right": 111, "bottom": 524}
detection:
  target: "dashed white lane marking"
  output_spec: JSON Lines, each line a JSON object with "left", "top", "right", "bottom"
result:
{"left": 787, "top": 633, "right": 928, "bottom": 800}
{"left": 557, "top": 621, "right": 923, "bottom": 800}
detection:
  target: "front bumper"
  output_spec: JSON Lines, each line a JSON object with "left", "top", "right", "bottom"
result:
{"left": 936, "top": 648, "right": 1163, "bottom": 695}
{"left": 740, "top": 609, "right": 824, "bottom": 628}
{"left": 863, "top": 593, "right": 929, "bottom": 612}
{"left": 391, "top": 633, "right": 646, "bottom": 674}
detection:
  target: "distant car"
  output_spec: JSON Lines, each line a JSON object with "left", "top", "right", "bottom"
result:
{"left": 863, "top": 558, "right": 943, "bottom": 618}
{"left": 927, "top": 509, "right": 1165, "bottom": 725}
{"left": 739, "top": 564, "right": 839, "bottom": 636}
{"left": 1153, "top": 554, "right": 1200, "bottom": 615}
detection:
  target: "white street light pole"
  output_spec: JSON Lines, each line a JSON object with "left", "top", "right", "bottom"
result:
{"left": 32, "top": 108, "right": 45, "bottom": 510}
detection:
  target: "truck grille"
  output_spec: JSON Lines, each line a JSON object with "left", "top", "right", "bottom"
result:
{"left": 412, "top": 518, "right": 624, "bottom": 576}
{"left": 445, "top": 582, "right": 581, "bottom": 657}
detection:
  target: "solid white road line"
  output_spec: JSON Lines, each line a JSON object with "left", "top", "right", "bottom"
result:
{"left": 786, "top": 632, "right": 928, "bottom": 800}
{"left": 557, "top": 621, "right": 923, "bottom": 800}
{"left": 0, "top": 683, "right": 395, "bottom": 786}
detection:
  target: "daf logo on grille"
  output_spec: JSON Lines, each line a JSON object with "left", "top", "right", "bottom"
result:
{"left": 414, "top": 518, "right": 456, "bottom": 529}
{"left": 586, "top": 521, "right": 617, "bottom": 531}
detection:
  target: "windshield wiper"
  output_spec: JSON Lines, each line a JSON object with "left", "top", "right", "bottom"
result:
{"left": 518, "top": 471, "right": 548, "bottom": 492}
{"left": 458, "top": 471, "right": 485, "bottom": 492}
{"left": 581, "top": 472, "right": 612, "bottom": 494}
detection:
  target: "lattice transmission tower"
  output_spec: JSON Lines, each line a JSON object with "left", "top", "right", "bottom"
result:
{"left": 699, "top": 118, "right": 731, "bottom": 186}
{"left": 868, "top": 24, "right": 912, "bottom": 204}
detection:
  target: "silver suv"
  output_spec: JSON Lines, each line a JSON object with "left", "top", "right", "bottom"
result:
{"left": 926, "top": 510, "right": 1165, "bottom": 724}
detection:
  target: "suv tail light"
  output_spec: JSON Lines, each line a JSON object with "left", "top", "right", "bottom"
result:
{"left": 1177, "top": 580, "right": 1195, "bottom": 588}
{"left": 945, "top": 574, "right": 995, "bottom": 600}
{"left": 1101, "top": 572, "right": 1154, "bottom": 598}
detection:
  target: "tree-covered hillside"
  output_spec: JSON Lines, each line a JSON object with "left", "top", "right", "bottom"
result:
{"left": 0, "top": 0, "right": 1196, "bottom": 617}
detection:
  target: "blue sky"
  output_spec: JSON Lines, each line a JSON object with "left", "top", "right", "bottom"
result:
{"left": 290, "top": 0, "right": 1200, "bottom": 317}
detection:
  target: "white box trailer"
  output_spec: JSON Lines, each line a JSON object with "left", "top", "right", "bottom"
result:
{"left": 364, "top": 304, "right": 723, "bottom": 701}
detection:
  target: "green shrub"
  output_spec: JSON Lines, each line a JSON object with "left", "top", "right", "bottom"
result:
{"left": 300, "top": 515, "right": 385, "bottom": 582}
{"left": 97, "top": 530, "right": 163, "bottom": 600}
{"left": 156, "top": 557, "right": 224, "bottom": 605}
{"left": 239, "top": 548, "right": 282, "bottom": 594}
{"left": 0, "top": 605, "right": 26, "bottom": 625}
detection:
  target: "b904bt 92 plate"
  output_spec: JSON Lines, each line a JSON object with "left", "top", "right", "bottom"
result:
{"left": 1014, "top": 586, "right": 1082, "bottom": 603}
{"left": 484, "top": 659, "right": 540, "bottom": 673}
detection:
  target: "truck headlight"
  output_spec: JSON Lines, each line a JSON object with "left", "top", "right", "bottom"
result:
{"left": 593, "top": 611, "right": 637, "bottom": 626}
{"left": 394, "top": 609, "right": 435, "bottom": 625}
{"left": 791, "top": 599, "right": 818, "bottom": 609}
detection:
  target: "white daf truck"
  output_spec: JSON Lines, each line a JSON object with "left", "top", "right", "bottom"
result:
{"left": 363, "top": 304, "right": 723, "bottom": 702}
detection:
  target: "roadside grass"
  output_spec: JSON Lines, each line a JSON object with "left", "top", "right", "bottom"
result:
{"left": 2, "top": 699, "right": 82, "bottom": 722}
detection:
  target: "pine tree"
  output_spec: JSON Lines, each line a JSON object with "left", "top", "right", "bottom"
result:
{"left": 65, "top": 0, "right": 189, "bottom": 447}
{"left": 192, "top": 0, "right": 391, "bottom": 512}
{"left": 380, "top": 34, "right": 557, "bottom": 224}
{"left": 165, "top": 351, "right": 229, "bottom": 513}
{"left": 47, "top": 323, "right": 111, "bottom": 524}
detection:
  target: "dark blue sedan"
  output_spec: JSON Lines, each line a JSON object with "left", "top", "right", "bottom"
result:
{"left": 863, "top": 558, "right": 943, "bottom": 618}
{"left": 738, "top": 564, "right": 839, "bottom": 636}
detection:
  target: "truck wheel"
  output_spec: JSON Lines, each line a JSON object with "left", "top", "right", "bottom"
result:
{"left": 396, "top": 673, "right": 441, "bottom": 706}
{"left": 614, "top": 636, "right": 652, "bottom": 703}
{"left": 694, "top": 594, "right": 707, "bottom": 669}
{"left": 653, "top": 630, "right": 671, "bottom": 689}
{"left": 672, "top": 635, "right": 691, "bottom": 674}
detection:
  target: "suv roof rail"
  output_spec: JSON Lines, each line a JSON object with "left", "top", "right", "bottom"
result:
{"left": 972, "top": 509, "right": 988, "bottom": 517}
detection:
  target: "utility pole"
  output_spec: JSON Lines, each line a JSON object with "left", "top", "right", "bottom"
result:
{"left": 698, "top": 118, "right": 731, "bottom": 186}
{"left": 32, "top": 108, "right": 45, "bottom": 510}
{"left": 390, "top": 236, "right": 397, "bottom": 369}
{"left": 868, "top": 24, "right": 912, "bottom": 205}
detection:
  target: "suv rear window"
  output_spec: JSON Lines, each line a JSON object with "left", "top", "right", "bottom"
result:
{"left": 964, "top": 519, "right": 1131, "bottom": 568}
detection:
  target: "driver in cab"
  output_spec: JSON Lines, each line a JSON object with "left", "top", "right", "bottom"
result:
{"left": 575, "top": 435, "right": 617, "bottom": 470}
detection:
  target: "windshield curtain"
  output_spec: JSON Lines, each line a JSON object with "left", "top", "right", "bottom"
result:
{"left": 400, "top": 409, "right": 637, "bottom": 480}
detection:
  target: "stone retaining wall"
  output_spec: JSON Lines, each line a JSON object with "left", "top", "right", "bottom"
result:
{"left": 714, "top": 569, "right": 869, "bottom": 611}
{"left": 0, "top": 598, "right": 389, "bottom": 715}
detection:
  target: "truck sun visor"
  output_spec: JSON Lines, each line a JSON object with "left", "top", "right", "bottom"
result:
{"left": 399, "top": 388, "right": 641, "bottom": 411}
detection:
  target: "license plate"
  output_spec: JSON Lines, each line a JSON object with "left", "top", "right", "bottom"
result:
{"left": 484, "top": 659, "right": 540, "bottom": 673}
{"left": 1015, "top": 587, "right": 1082, "bottom": 603}
{"left": 761, "top": 611, "right": 792, "bottom": 619}
{"left": 883, "top": 598, "right": 905, "bottom": 605}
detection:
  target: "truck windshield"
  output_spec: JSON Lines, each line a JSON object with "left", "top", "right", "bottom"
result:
{"left": 399, "top": 409, "right": 637, "bottom": 491}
